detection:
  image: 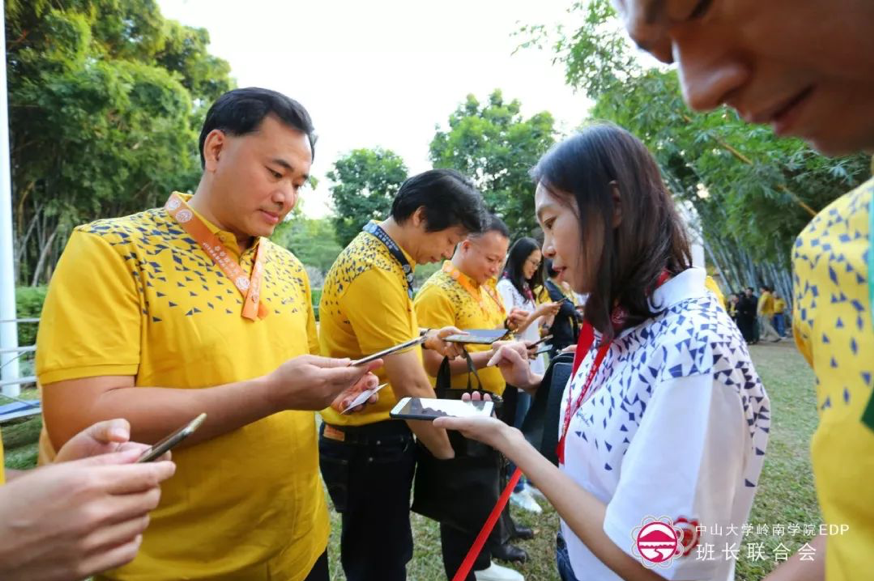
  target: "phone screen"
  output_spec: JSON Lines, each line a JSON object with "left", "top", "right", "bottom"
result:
{"left": 389, "top": 397, "right": 493, "bottom": 421}
{"left": 136, "top": 413, "right": 207, "bottom": 463}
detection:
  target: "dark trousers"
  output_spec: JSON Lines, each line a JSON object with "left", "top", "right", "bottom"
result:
{"left": 303, "top": 550, "right": 329, "bottom": 581}
{"left": 773, "top": 313, "right": 786, "bottom": 337}
{"left": 440, "top": 522, "right": 491, "bottom": 581}
{"left": 319, "top": 421, "right": 416, "bottom": 581}
{"left": 737, "top": 316, "right": 756, "bottom": 342}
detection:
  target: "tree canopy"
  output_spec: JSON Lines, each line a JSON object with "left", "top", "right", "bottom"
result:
{"left": 327, "top": 147, "right": 408, "bottom": 247}
{"left": 518, "top": 0, "right": 870, "bottom": 297}
{"left": 430, "top": 89, "right": 556, "bottom": 237}
{"left": 7, "top": 0, "right": 233, "bottom": 284}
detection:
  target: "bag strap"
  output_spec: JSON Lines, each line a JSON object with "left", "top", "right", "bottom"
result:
{"left": 436, "top": 349, "right": 484, "bottom": 394}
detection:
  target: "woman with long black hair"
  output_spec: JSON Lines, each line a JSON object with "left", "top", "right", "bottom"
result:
{"left": 497, "top": 237, "right": 561, "bottom": 513}
{"left": 436, "top": 124, "right": 770, "bottom": 581}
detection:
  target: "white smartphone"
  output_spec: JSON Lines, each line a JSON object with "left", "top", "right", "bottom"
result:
{"left": 341, "top": 383, "right": 389, "bottom": 414}
{"left": 351, "top": 336, "right": 427, "bottom": 366}
{"left": 389, "top": 397, "right": 494, "bottom": 421}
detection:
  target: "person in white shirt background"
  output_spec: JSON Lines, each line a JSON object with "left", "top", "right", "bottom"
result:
{"left": 497, "top": 238, "right": 561, "bottom": 513}
{"left": 437, "top": 124, "right": 770, "bottom": 581}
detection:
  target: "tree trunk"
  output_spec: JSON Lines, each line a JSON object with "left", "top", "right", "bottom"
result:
{"left": 31, "top": 225, "right": 58, "bottom": 286}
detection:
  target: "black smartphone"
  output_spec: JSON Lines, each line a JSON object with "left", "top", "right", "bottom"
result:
{"left": 390, "top": 397, "right": 494, "bottom": 421}
{"left": 351, "top": 336, "right": 427, "bottom": 366}
{"left": 528, "top": 334, "right": 554, "bottom": 349}
{"left": 136, "top": 413, "right": 207, "bottom": 463}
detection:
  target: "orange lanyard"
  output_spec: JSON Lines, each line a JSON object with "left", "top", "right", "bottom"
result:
{"left": 442, "top": 261, "right": 506, "bottom": 317}
{"left": 165, "top": 193, "right": 269, "bottom": 321}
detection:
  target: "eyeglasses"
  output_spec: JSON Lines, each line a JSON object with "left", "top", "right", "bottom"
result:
{"left": 525, "top": 257, "right": 541, "bottom": 268}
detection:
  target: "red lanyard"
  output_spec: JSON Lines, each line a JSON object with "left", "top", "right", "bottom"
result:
{"left": 558, "top": 321, "right": 609, "bottom": 464}
{"left": 165, "top": 193, "right": 269, "bottom": 321}
{"left": 558, "top": 271, "right": 672, "bottom": 464}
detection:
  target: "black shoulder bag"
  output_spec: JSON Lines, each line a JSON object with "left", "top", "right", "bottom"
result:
{"left": 411, "top": 350, "right": 505, "bottom": 533}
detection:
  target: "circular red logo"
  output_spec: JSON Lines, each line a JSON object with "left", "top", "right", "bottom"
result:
{"left": 674, "top": 517, "right": 701, "bottom": 556}
{"left": 635, "top": 521, "right": 680, "bottom": 563}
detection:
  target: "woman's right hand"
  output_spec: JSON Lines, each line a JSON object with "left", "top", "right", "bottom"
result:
{"left": 488, "top": 342, "right": 541, "bottom": 391}
{"left": 433, "top": 392, "right": 516, "bottom": 453}
{"left": 538, "top": 301, "right": 562, "bottom": 318}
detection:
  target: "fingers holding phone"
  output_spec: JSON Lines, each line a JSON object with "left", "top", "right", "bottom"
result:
{"left": 332, "top": 378, "right": 385, "bottom": 414}
{"left": 0, "top": 451, "right": 175, "bottom": 580}
{"left": 505, "top": 308, "right": 528, "bottom": 331}
{"left": 267, "top": 354, "right": 383, "bottom": 411}
{"left": 423, "top": 326, "right": 467, "bottom": 359}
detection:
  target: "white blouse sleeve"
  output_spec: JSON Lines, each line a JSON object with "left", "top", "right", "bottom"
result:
{"left": 601, "top": 369, "right": 759, "bottom": 580}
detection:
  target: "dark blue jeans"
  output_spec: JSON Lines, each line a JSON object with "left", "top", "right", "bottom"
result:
{"left": 556, "top": 532, "right": 581, "bottom": 581}
{"left": 319, "top": 421, "right": 416, "bottom": 581}
{"left": 773, "top": 313, "right": 786, "bottom": 337}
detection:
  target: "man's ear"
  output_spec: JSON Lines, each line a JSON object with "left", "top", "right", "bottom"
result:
{"left": 411, "top": 206, "right": 427, "bottom": 229}
{"left": 202, "top": 129, "right": 227, "bottom": 172}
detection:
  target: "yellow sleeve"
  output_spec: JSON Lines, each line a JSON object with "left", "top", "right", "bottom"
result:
{"left": 704, "top": 276, "right": 726, "bottom": 310}
{"left": 414, "top": 285, "right": 457, "bottom": 331}
{"left": 36, "top": 230, "right": 142, "bottom": 385}
{"left": 342, "top": 268, "right": 416, "bottom": 353}
{"left": 302, "top": 270, "right": 320, "bottom": 356}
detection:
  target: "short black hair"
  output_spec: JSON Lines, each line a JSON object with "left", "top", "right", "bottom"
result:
{"left": 199, "top": 87, "right": 316, "bottom": 168}
{"left": 391, "top": 169, "right": 485, "bottom": 234}
{"left": 471, "top": 213, "right": 510, "bottom": 239}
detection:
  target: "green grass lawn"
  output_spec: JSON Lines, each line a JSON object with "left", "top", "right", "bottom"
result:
{"left": 0, "top": 387, "right": 42, "bottom": 470}
{"left": 3, "top": 344, "right": 820, "bottom": 580}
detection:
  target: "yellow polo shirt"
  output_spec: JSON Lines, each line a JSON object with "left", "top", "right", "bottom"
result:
{"left": 319, "top": 228, "right": 421, "bottom": 427}
{"left": 793, "top": 176, "right": 873, "bottom": 581}
{"left": 758, "top": 290, "right": 775, "bottom": 316}
{"left": 704, "top": 275, "right": 726, "bottom": 310}
{"left": 414, "top": 264, "right": 507, "bottom": 396}
{"left": 774, "top": 298, "right": 787, "bottom": 314}
{"left": 35, "top": 194, "right": 328, "bottom": 581}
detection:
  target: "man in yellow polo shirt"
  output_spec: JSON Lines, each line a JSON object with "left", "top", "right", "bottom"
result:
{"left": 415, "top": 214, "right": 527, "bottom": 581}
{"left": 319, "top": 168, "right": 486, "bottom": 581}
{"left": 36, "top": 88, "right": 377, "bottom": 581}
{"left": 613, "top": 1, "right": 874, "bottom": 578}
{"left": 773, "top": 291, "right": 788, "bottom": 338}
{"left": 757, "top": 285, "right": 782, "bottom": 342}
